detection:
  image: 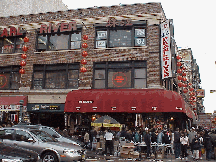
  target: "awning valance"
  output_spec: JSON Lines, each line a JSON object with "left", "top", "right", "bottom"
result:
{"left": 0, "top": 96, "right": 27, "bottom": 111}
{"left": 64, "top": 89, "right": 193, "bottom": 118}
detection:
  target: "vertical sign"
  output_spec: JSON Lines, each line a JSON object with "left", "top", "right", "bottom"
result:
{"left": 161, "top": 20, "right": 172, "bottom": 79}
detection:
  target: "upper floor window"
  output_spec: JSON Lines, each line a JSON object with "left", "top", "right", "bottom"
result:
{"left": 0, "top": 37, "right": 25, "bottom": 54}
{"left": 95, "top": 20, "right": 146, "bottom": 48}
{"left": 36, "top": 31, "right": 81, "bottom": 52}
{"left": 0, "top": 65, "right": 21, "bottom": 90}
{"left": 32, "top": 63, "right": 79, "bottom": 89}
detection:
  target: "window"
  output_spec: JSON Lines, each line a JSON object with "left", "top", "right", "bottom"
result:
{"left": 37, "top": 31, "right": 81, "bottom": 52}
{"left": 15, "top": 130, "right": 32, "bottom": 142}
{"left": 0, "top": 65, "right": 21, "bottom": 90}
{"left": 32, "top": 63, "right": 79, "bottom": 89}
{"left": 93, "top": 61, "right": 147, "bottom": 89}
{"left": 0, "top": 37, "right": 25, "bottom": 54}
{"left": 95, "top": 22, "right": 146, "bottom": 48}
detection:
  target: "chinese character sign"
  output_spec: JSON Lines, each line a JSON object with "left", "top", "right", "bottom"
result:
{"left": 161, "top": 20, "right": 172, "bottom": 79}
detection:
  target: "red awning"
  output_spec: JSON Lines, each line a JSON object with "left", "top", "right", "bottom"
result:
{"left": 64, "top": 89, "right": 193, "bottom": 118}
{"left": 0, "top": 96, "right": 28, "bottom": 111}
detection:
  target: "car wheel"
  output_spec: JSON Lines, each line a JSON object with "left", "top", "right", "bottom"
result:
{"left": 41, "top": 152, "right": 58, "bottom": 162}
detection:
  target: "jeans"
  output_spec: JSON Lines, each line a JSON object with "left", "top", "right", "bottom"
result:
{"left": 174, "top": 142, "right": 181, "bottom": 158}
{"left": 206, "top": 149, "right": 212, "bottom": 160}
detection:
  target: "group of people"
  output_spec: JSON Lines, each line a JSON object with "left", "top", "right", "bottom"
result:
{"left": 82, "top": 126, "right": 215, "bottom": 160}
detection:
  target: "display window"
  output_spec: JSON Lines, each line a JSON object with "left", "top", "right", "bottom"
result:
{"left": 0, "top": 37, "right": 24, "bottom": 54}
{"left": 93, "top": 61, "right": 147, "bottom": 89}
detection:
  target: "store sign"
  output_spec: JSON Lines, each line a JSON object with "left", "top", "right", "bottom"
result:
{"left": 0, "top": 27, "right": 23, "bottom": 37}
{"left": 40, "top": 21, "right": 77, "bottom": 34}
{"left": 196, "top": 89, "right": 205, "bottom": 98}
{"left": 112, "top": 72, "right": 127, "bottom": 87}
{"left": 161, "top": 20, "right": 172, "bottom": 79}
{"left": 106, "top": 17, "right": 132, "bottom": 27}
{"left": 31, "top": 104, "right": 60, "bottom": 110}
{"left": 0, "top": 75, "right": 7, "bottom": 88}
{"left": 78, "top": 100, "right": 94, "bottom": 104}
{"left": 0, "top": 105, "right": 27, "bottom": 111}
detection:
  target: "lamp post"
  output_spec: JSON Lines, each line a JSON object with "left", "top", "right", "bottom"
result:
{"left": 19, "top": 100, "right": 24, "bottom": 123}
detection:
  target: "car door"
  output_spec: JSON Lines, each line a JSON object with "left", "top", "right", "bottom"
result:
{"left": 0, "top": 129, "right": 16, "bottom": 146}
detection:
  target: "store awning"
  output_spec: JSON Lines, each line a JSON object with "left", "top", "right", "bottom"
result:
{"left": 0, "top": 96, "right": 27, "bottom": 111}
{"left": 64, "top": 89, "right": 193, "bottom": 118}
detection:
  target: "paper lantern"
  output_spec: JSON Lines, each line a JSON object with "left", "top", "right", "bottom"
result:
{"left": 177, "top": 69, "right": 182, "bottom": 74}
{"left": 183, "top": 88, "right": 188, "bottom": 93}
{"left": 82, "top": 43, "right": 88, "bottom": 48}
{"left": 178, "top": 82, "right": 183, "bottom": 87}
{"left": 177, "top": 75, "right": 182, "bottom": 80}
{"left": 81, "top": 59, "right": 87, "bottom": 65}
{"left": 22, "top": 46, "right": 28, "bottom": 52}
{"left": 177, "top": 62, "right": 181, "bottom": 66}
{"left": 189, "top": 88, "right": 194, "bottom": 91}
{"left": 82, "top": 51, "right": 88, "bottom": 57}
{"left": 182, "top": 66, "right": 186, "bottom": 70}
{"left": 83, "top": 35, "right": 88, "bottom": 40}
{"left": 176, "top": 55, "right": 181, "bottom": 60}
{"left": 182, "top": 72, "right": 186, "bottom": 76}
{"left": 24, "top": 37, "right": 29, "bottom": 42}
{"left": 80, "top": 67, "right": 87, "bottom": 72}
{"left": 19, "top": 68, "right": 25, "bottom": 74}
{"left": 20, "top": 60, "right": 26, "bottom": 66}
{"left": 182, "top": 77, "right": 187, "bottom": 82}
{"left": 21, "top": 54, "right": 27, "bottom": 59}
{"left": 183, "top": 83, "right": 187, "bottom": 87}
{"left": 188, "top": 83, "right": 192, "bottom": 86}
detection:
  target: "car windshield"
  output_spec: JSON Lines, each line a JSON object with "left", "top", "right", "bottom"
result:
{"left": 30, "top": 130, "right": 57, "bottom": 142}
{"left": 40, "top": 127, "right": 60, "bottom": 138}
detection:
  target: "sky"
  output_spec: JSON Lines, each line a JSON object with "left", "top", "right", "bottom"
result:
{"left": 62, "top": 0, "right": 216, "bottom": 113}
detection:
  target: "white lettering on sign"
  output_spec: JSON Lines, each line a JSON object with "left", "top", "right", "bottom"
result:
{"left": 78, "top": 100, "right": 94, "bottom": 104}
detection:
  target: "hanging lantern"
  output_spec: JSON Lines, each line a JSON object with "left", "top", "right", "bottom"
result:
{"left": 193, "top": 108, "right": 196, "bottom": 111}
{"left": 182, "top": 66, "right": 186, "bottom": 70}
{"left": 21, "top": 53, "right": 27, "bottom": 59}
{"left": 80, "top": 67, "right": 87, "bottom": 73}
{"left": 22, "top": 46, "right": 28, "bottom": 52}
{"left": 177, "top": 69, "right": 182, "bottom": 74}
{"left": 177, "top": 62, "right": 181, "bottom": 66}
{"left": 192, "top": 96, "right": 196, "bottom": 100}
{"left": 182, "top": 77, "right": 187, "bottom": 82}
{"left": 82, "top": 43, "right": 88, "bottom": 48}
{"left": 191, "top": 92, "right": 196, "bottom": 96}
{"left": 83, "top": 35, "right": 88, "bottom": 40}
{"left": 193, "top": 100, "right": 196, "bottom": 102}
{"left": 183, "top": 83, "right": 187, "bottom": 87}
{"left": 189, "top": 97, "right": 193, "bottom": 101}
{"left": 182, "top": 72, "right": 186, "bottom": 76}
{"left": 81, "top": 59, "right": 87, "bottom": 65}
{"left": 178, "top": 82, "right": 183, "bottom": 87}
{"left": 82, "top": 51, "right": 88, "bottom": 57}
{"left": 24, "top": 37, "right": 29, "bottom": 42}
{"left": 177, "top": 75, "right": 182, "bottom": 80}
{"left": 19, "top": 68, "right": 25, "bottom": 74}
{"left": 188, "top": 83, "right": 192, "bottom": 86}
{"left": 20, "top": 60, "right": 26, "bottom": 66}
{"left": 189, "top": 87, "right": 194, "bottom": 91}
{"left": 183, "top": 88, "right": 188, "bottom": 93}
{"left": 176, "top": 55, "right": 181, "bottom": 60}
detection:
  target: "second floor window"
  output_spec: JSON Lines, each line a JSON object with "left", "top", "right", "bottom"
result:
{"left": 0, "top": 37, "right": 25, "bottom": 54}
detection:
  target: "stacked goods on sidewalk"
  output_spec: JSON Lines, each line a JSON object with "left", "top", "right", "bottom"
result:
{"left": 120, "top": 143, "right": 136, "bottom": 158}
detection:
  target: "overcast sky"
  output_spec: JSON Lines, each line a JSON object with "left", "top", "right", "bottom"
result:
{"left": 62, "top": 0, "right": 216, "bottom": 113}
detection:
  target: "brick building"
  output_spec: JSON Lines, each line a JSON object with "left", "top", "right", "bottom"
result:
{"left": 0, "top": 2, "right": 195, "bottom": 131}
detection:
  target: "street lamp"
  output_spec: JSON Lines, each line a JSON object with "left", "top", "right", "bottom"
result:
{"left": 19, "top": 100, "right": 24, "bottom": 123}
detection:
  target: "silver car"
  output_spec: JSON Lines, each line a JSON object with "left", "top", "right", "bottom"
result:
{"left": 0, "top": 127, "right": 85, "bottom": 162}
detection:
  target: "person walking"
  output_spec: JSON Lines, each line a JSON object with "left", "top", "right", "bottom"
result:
{"left": 188, "top": 127, "right": 197, "bottom": 157}
{"left": 192, "top": 135, "right": 200, "bottom": 161}
{"left": 204, "top": 130, "right": 214, "bottom": 161}
{"left": 157, "top": 128, "right": 164, "bottom": 144}
{"left": 174, "top": 128, "right": 181, "bottom": 159}
{"left": 144, "top": 127, "right": 151, "bottom": 159}
{"left": 104, "top": 129, "right": 114, "bottom": 156}
{"left": 180, "top": 132, "right": 189, "bottom": 160}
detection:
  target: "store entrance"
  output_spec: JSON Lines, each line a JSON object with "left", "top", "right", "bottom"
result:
{"left": 40, "top": 113, "right": 65, "bottom": 130}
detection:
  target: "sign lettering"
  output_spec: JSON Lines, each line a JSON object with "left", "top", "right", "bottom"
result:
{"left": 0, "top": 27, "right": 23, "bottom": 37}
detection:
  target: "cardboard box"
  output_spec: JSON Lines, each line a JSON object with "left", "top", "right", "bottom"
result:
{"left": 156, "top": 153, "right": 164, "bottom": 159}
{"left": 120, "top": 150, "right": 134, "bottom": 159}
{"left": 133, "top": 151, "right": 139, "bottom": 158}
{"left": 140, "top": 153, "right": 146, "bottom": 158}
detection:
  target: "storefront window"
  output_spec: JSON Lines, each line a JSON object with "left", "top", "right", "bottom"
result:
{"left": 48, "top": 34, "right": 69, "bottom": 50}
{"left": 0, "top": 65, "right": 21, "bottom": 90}
{"left": 109, "top": 30, "right": 132, "bottom": 47}
{"left": 93, "top": 61, "right": 147, "bottom": 89}
{"left": 71, "top": 32, "right": 81, "bottom": 49}
{"left": 33, "top": 63, "right": 79, "bottom": 89}
{"left": 0, "top": 37, "right": 25, "bottom": 54}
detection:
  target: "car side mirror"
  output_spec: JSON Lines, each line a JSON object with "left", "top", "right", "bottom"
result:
{"left": 28, "top": 138, "right": 35, "bottom": 142}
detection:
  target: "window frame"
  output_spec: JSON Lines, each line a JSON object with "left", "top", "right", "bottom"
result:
{"left": 93, "top": 61, "right": 147, "bottom": 89}
{"left": 32, "top": 63, "right": 80, "bottom": 89}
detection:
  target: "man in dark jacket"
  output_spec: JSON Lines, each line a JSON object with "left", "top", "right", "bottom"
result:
{"left": 174, "top": 128, "right": 181, "bottom": 159}
{"left": 144, "top": 127, "right": 151, "bottom": 159}
{"left": 204, "top": 130, "right": 214, "bottom": 160}
{"left": 192, "top": 135, "right": 200, "bottom": 160}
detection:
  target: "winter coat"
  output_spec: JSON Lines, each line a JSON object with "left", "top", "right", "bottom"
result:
{"left": 134, "top": 132, "right": 141, "bottom": 143}
{"left": 144, "top": 133, "right": 151, "bottom": 146}
{"left": 164, "top": 132, "right": 171, "bottom": 144}
{"left": 151, "top": 132, "right": 157, "bottom": 143}
{"left": 192, "top": 138, "right": 200, "bottom": 150}
{"left": 174, "top": 131, "right": 181, "bottom": 143}
{"left": 204, "top": 134, "right": 214, "bottom": 150}
{"left": 188, "top": 131, "right": 197, "bottom": 144}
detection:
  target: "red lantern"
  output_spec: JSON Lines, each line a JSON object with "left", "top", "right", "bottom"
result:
{"left": 188, "top": 83, "right": 192, "bottom": 86}
{"left": 193, "top": 100, "right": 196, "bottom": 102}
{"left": 189, "top": 87, "right": 194, "bottom": 91}
{"left": 82, "top": 43, "right": 88, "bottom": 48}
{"left": 177, "top": 75, "right": 182, "bottom": 80}
{"left": 24, "top": 37, "right": 29, "bottom": 42}
{"left": 19, "top": 68, "right": 25, "bottom": 74}
{"left": 22, "top": 46, "right": 28, "bottom": 52}
{"left": 182, "top": 72, "right": 186, "bottom": 76}
{"left": 83, "top": 35, "right": 88, "bottom": 40}
{"left": 189, "top": 97, "right": 193, "bottom": 101}
{"left": 81, "top": 59, "right": 87, "bottom": 65}
{"left": 21, "top": 53, "right": 27, "bottom": 59}
{"left": 183, "top": 83, "right": 187, "bottom": 87}
{"left": 176, "top": 55, "right": 181, "bottom": 60}
{"left": 183, "top": 88, "right": 188, "bottom": 93}
{"left": 192, "top": 92, "right": 196, "bottom": 96}
{"left": 178, "top": 82, "right": 183, "bottom": 87}
{"left": 182, "top": 77, "right": 187, "bottom": 82}
{"left": 177, "top": 69, "right": 182, "bottom": 74}
{"left": 177, "top": 62, "right": 181, "bottom": 66}
{"left": 182, "top": 66, "right": 186, "bottom": 70}
{"left": 193, "top": 108, "right": 196, "bottom": 111}
{"left": 192, "top": 96, "right": 196, "bottom": 100}
{"left": 80, "top": 67, "right": 87, "bottom": 72}
{"left": 20, "top": 60, "right": 26, "bottom": 66}
{"left": 82, "top": 51, "right": 88, "bottom": 57}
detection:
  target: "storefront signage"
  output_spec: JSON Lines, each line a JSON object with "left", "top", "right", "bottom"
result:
{"left": 39, "top": 21, "right": 77, "bottom": 34}
{"left": 112, "top": 72, "right": 127, "bottom": 87}
{"left": 0, "top": 105, "right": 27, "bottom": 111}
{"left": 0, "top": 27, "right": 23, "bottom": 37}
{"left": 78, "top": 100, "right": 94, "bottom": 103}
{"left": 196, "top": 89, "right": 205, "bottom": 98}
{"left": 31, "top": 104, "right": 60, "bottom": 110}
{"left": 106, "top": 17, "right": 132, "bottom": 27}
{"left": 0, "top": 75, "right": 7, "bottom": 88}
{"left": 161, "top": 19, "right": 172, "bottom": 79}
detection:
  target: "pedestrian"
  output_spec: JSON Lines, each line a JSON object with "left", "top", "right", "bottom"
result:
{"left": 157, "top": 128, "right": 164, "bottom": 144}
{"left": 104, "top": 129, "right": 114, "bottom": 156}
{"left": 164, "top": 130, "right": 171, "bottom": 154}
{"left": 84, "top": 131, "right": 90, "bottom": 146}
{"left": 192, "top": 135, "right": 200, "bottom": 161}
{"left": 170, "top": 129, "right": 175, "bottom": 154}
{"left": 174, "top": 128, "right": 181, "bottom": 159}
{"left": 144, "top": 127, "right": 151, "bottom": 159}
{"left": 180, "top": 132, "right": 188, "bottom": 160}
{"left": 188, "top": 127, "right": 197, "bottom": 157}
{"left": 134, "top": 130, "right": 141, "bottom": 152}
{"left": 204, "top": 130, "right": 214, "bottom": 161}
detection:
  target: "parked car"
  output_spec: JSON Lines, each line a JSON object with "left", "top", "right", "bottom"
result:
{"left": 0, "top": 141, "right": 40, "bottom": 162}
{"left": 0, "top": 127, "right": 85, "bottom": 162}
{"left": 12, "top": 124, "right": 84, "bottom": 147}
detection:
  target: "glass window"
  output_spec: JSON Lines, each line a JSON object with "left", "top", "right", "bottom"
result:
{"left": 15, "top": 130, "right": 32, "bottom": 142}
{"left": 37, "top": 35, "right": 47, "bottom": 51}
{"left": 33, "top": 72, "right": 43, "bottom": 89}
{"left": 134, "top": 68, "right": 146, "bottom": 88}
{"left": 135, "top": 28, "right": 146, "bottom": 46}
{"left": 1, "top": 129, "right": 15, "bottom": 140}
{"left": 11, "top": 72, "right": 20, "bottom": 89}
{"left": 68, "top": 70, "right": 79, "bottom": 88}
{"left": 71, "top": 32, "right": 81, "bottom": 49}
{"left": 135, "top": 68, "right": 146, "bottom": 78}
{"left": 45, "top": 71, "right": 66, "bottom": 89}
{"left": 95, "top": 80, "right": 105, "bottom": 89}
{"left": 96, "top": 31, "right": 107, "bottom": 48}
{"left": 95, "top": 70, "right": 105, "bottom": 79}
{"left": 1, "top": 38, "right": 15, "bottom": 53}
{"left": 48, "top": 34, "right": 69, "bottom": 50}
{"left": 94, "top": 70, "right": 105, "bottom": 89}
{"left": 109, "top": 30, "right": 132, "bottom": 47}
{"left": 134, "top": 79, "right": 146, "bottom": 89}
{"left": 41, "top": 127, "right": 60, "bottom": 138}
{"left": 15, "top": 37, "right": 24, "bottom": 53}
